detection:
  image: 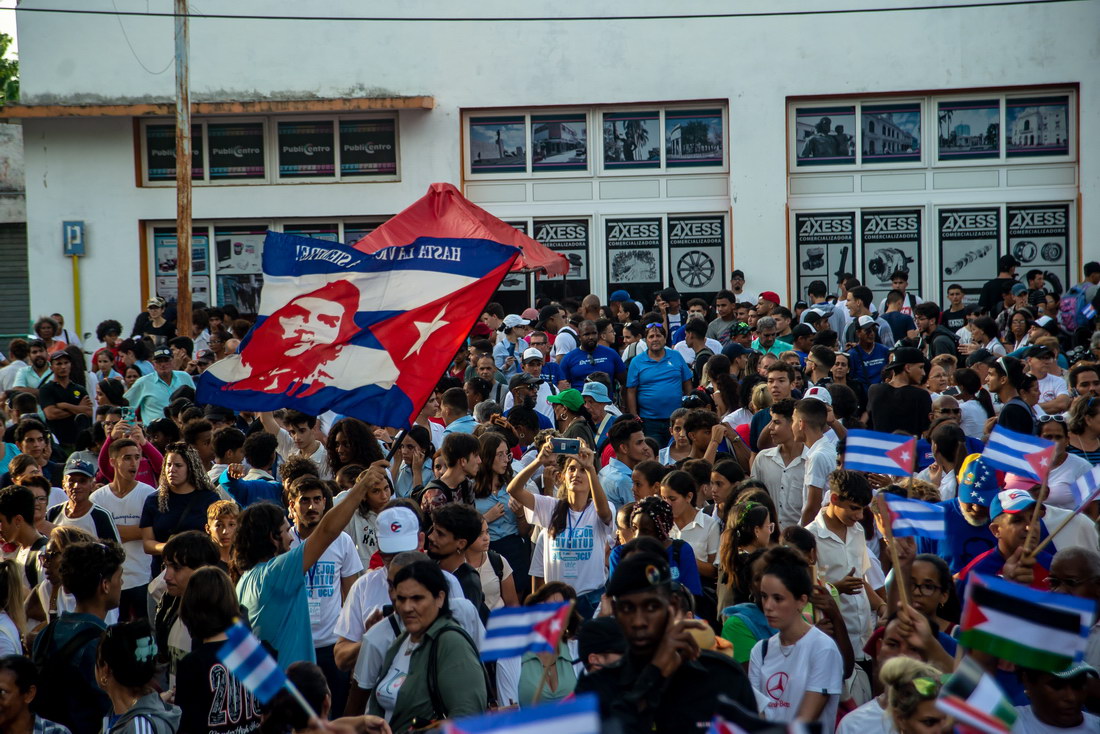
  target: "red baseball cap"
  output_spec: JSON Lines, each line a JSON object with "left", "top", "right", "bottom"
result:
{"left": 759, "top": 291, "right": 781, "bottom": 305}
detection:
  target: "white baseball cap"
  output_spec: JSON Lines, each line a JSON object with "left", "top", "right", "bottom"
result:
{"left": 803, "top": 385, "right": 833, "bottom": 406}
{"left": 377, "top": 506, "right": 420, "bottom": 553}
{"left": 502, "top": 314, "right": 527, "bottom": 330}
{"left": 522, "top": 347, "right": 545, "bottom": 363}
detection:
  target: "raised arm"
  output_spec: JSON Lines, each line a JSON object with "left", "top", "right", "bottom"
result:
{"left": 303, "top": 461, "right": 388, "bottom": 572}
{"left": 577, "top": 444, "right": 612, "bottom": 524}
{"left": 505, "top": 442, "right": 549, "bottom": 511}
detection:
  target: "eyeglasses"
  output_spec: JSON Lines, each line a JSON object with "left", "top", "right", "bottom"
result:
{"left": 934, "top": 408, "right": 961, "bottom": 415}
{"left": 908, "top": 581, "right": 944, "bottom": 596}
{"left": 1038, "top": 414, "right": 1066, "bottom": 423}
{"left": 1046, "top": 575, "right": 1099, "bottom": 591}
{"left": 32, "top": 496, "right": 49, "bottom": 505}
{"left": 38, "top": 548, "right": 60, "bottom": 562}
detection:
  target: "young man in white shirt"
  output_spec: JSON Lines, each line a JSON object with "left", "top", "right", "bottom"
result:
{"left": 750, "top": 399, "right": 807, "bottom": 530}
{"left": 795, "top": 398, "right": 837, "bottom": 525}
{"left": 1026, "top": 345, "right": 1071, "bottom": 415}
{"left": 260, "top": 409, "right": 331, "bottom": 478}
{"left": 287, "top": 475, "right": 364, "bottom": 715}
{"left": 90, "top": 439, "right": 157, "bottom": 621}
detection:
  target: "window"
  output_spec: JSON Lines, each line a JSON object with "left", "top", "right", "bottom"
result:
{"left": 464, "top": 103, "right": 728, "bottom": 178}
{"left": 140, "top": 114, "right": 400, "bottom": 185}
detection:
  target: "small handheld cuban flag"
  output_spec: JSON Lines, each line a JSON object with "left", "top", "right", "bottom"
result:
{"left": 981, "top": 425, "right": 1055, "bottom": 482}
{"left": 442, "top": 694, "right": 599, "bottom": 734}
{"left": 1069, "top": 465, "right": 1100, "bottom": 512}
{"left": 197, "top": 183, "right": 567, "bottom": 429}
{"left": 843, "top": 429, "right": 918, "bottom": 476}
{"left": 217, "top": 621, "right": 287, "bottom": 704}
{"left": 882, "top": 494, "right": 947, "bottom": 539}
{"left": 479, "top": 601, "right": 571, "bottom": 662}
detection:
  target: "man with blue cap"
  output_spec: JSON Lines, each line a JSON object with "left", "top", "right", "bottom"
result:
{"left": 955, "top": 488, "right": 1055, "bottom": 599}
{"left": 923, "top": 454, "right": 997, "bottom": 574}
{"left": 582, "top": 381, "right": 616, "bottom": 451}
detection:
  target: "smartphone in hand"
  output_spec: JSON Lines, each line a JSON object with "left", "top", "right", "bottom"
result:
{"left": 550, "top": 437, "right": 581, "bottom": 455}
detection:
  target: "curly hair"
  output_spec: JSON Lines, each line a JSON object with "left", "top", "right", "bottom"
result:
{"left": 96, "top": 319, "right": 123, "bottom": 343}
{"left": 231, "top": 501, "right": 286, "bottom": 577}
{"left": 326, "top": 418, "right": 383, "bottom": 474}
{"left": 61, "top": 539, "right": 126, "bottom": 601}
{"left": 157, "top": 442, "right": 218, "bottom": 512}
{"left": 631, "top": 496, "right": 674, "bottom": 542}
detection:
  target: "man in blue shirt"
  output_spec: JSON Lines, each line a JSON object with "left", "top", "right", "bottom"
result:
{"left": 440, "top": 387, "right": 479, "bottom": 435}
{"left": 123, "top": 346, "right": 195, "bottom": 423}
{"left": 559, "top": 320, "right": 627, "bottom": 390}
{"left": 525, "top": 332, "right": 567, "bottom": 388}
{"left": 598, "top": 417, "right": 648, "bottom": 508}
{"left": 846, "top": 316, "right": 890, "bottom": 388}
{"left": 234, "top": 460, "right": 387, "bottom": 669}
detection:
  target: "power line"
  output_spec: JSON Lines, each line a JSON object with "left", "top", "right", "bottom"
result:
{"left": 3, "top": 0, "right": 1091, "bottom": 23}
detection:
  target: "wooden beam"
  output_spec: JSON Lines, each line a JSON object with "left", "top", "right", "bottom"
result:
{"left": 0, "top": 95, "right": 435, "bottom": 119}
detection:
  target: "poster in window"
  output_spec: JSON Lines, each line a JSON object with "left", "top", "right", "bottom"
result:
{"left": 861, "top": 103, "right": 921, "bottom": 164}
{"left": 217, "top": 274, "right": 263, "bottom": 314}
{"left": 496, "top": 221, "right": 530, "bottom": 292}
{"left": 340, "top": 118, "right": 398, "bottom": 176}
{"left": 1006, "top": 96, "right": 1069, "bottom": 158}
{"left": 156, "top": 275, "right": 210, "bottom": 306}
{"left": 146, "top": 125, "right": 203, "bottom": 181}
{"left": 937, "top": 99, "right": 1000, "bottom": 160}
{"left": 1007, "top": 204, "right": 1069, "bottom": 296}
{"left": 665, "top": 109, "right": 723, "bottom": 168}
{"left": 343, "top": 222, "right": 385, "bottom": 246}
{"left": 283, "top": 223, "right": 340, "bottom": 242}
{"left": 214, "top": 225, "right": 266, "bottom": 275}
{"left": 794, "top": 106, "right": 856, "bottom": 166}
{"left": 469, "top": 116, "right": 526, "bottom": 174}
{"left": 603, "top": 111, "right": 660, "bottom": 169}
{"left": 668, "top": 215, "right": 725, "bottom": 300}
{"left": 606, "top": 219, "right": 662, "bottom": 307}
{"left": 795, "top": 212, "right": 856, "bottom": 302}
{"left": 153, "top": 228, "right": 209, "bottom": 276}
{"left": 861, "top": 210, "right": 921, "bottom": 305}
{"left": 277, "top": 121, "right": 335, "bottom": 178}
{"left": 938, "top": 208, "right": 1000, "bottom": 304}
{"left": 531, "top": 113, "right": 587, "bottom": 172}
{"left": 207, "top": 122, "right": 265, "bottom": 180}
{"left": 534, "top": 219, "right": 588, "bottom": 302}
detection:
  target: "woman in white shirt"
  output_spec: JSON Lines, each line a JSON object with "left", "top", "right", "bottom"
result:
{"left": 749, "top": 546, "right": 844, "bottom": 734}
{"left": 662, "top": 470, "right": 720, "bottom": 579}
{"left": 506, "top": 441, "right": 612, "bottom": 620}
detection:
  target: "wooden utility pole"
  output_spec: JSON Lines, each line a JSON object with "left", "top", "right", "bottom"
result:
{"left": 174, "top": 0, "right": 192, "bottom": 338}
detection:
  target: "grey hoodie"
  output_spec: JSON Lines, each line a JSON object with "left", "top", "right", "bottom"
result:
{"left": 108, "top": 693, "right": 182, "bottom": 734}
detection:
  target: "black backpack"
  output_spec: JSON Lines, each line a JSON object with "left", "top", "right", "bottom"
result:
{"left": 31, "top": 621, "right": 104, "bottom": 728}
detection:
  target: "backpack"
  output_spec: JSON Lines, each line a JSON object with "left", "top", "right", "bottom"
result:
{"left": 31, "top": 621, "right": 104, "bottom": 726}
{"left": 1059, "top": 283, "right": 1089, "bottom": 332}
{"left": 486, "top": 550, "right": 505, "bottom": 586}
{"left": 425, "top": 625, "right": 498, "bottom": 717}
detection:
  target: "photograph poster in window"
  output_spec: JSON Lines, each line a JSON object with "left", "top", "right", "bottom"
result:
{"left": 603, "top": 111, "right": 660, "bottom": 169}
{"left": 469, "top": 116, "right": 527, "bottom": 174}
{"left": 861, "top": 210, "right": 921, "bottom": 305}
{"left": 861, "top": 103, "right": 921, "bottom": 164}
{"left": 1007, "top": 204, "right": 1070, "bottom": 295}
{"left": 534, "top": 219, "right": 589, "bottom": 301}
{"left": 938, "top": 208, "right": 1000, "bottom": 304}
{"left": 665, "top": 109, "right": 723, "bottom": 168}
{"left": 668, "top": 216, "right": 725, "bottom": 301}
{"left": 1005, "top": 96, "right": 1069, "bottom": 158}
{"left": 153, "top": 228, "right": 210, "bottom": 304}
{"left": 146, "top": 124, "right": 203, "bottom": 181}
{"left": 278, "top": 121, "right": 335, "bottom": 178}
{"left": 794, "top": 212, "right": 856, "bottom": 301}
{"left": 606, "top": 219, "right": 663, "bottom": 307}
{"left": 531, "top": 113, "right": 587, "bottom": 172}
{"left": 341, "top": 119, "right": 398, "bottom": 176}
{"left": 207, "top": 122, "right": 266, "bottom": 180}
{"left": 937, "top": 99, "right": 1000, "bottom": 161}
{"left": 794, "top": 106, "right": 856, "bottom": 166}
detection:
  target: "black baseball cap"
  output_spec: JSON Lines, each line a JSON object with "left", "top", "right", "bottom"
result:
{"left": 607, "top": 551, "right": 672, "bottom": 598}
{"left": 659, "top": 287, "right": 681, "bottom": 302}
{"left": 1026, "top": 345, "right": 1055, "bottom": 360}
{"left": 883, "top": 346, "right": 926, "bottom": 373}
{"left": 507, "top": 372, "right": 540, "bottom": 390}
{"left": 965, "top": 348, "right": 996, "bottom": 367}
{"left": 576, "top": 618, "right": 627, "bottom": 662}
{"left": 152, "top": 346, "right": 172, "bottom": 361}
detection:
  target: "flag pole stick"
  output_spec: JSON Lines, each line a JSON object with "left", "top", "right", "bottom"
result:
{"left": 386, "top": 428, "right": 407, "bottom": 462}
{"left": 284, "top": 678, "right": 323, "bottom": 728}
{"left": 876, "top": 494, "right": 910, "bottom": 610}
{"left": 1026, "top": 503, "right": 1074, "bottom": 559}
{"left": 1023, "top": 477, "right": 1050, "bottom": 557}
{"left": 532, "top": 600, "right": 574, "bottom": 705}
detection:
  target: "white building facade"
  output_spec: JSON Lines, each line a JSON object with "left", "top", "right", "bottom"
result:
{"left": 7, "top": 0, "right": 1099, "bottom": 340}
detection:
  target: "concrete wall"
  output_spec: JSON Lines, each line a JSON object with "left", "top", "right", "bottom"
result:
{"left": 16, "top": 0, "right": 1100, "bottom": 338}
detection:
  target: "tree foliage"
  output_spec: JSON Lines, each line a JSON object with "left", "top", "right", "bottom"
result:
{"left": 0, "top": 33, "right": 18, "bottom": 105}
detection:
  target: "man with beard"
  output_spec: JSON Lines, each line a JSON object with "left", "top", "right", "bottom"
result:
{"left": 9, "top": 339, "right": 53, "bottom": 396}
{"left": 502, "top": 372, "right": 553, "bottom": 429}
{"left": 575, "top": 552, "right": 755, "bottom": 732}
{"left": 427, "top": 503, "right": 487, "bottom": 623}
{"left": 560, "top": 320, "right": 626, "bottom": 390}
{"left": 925, "top": 456, "right": 996, "bottom": 574}
{"left": 287, "top": 475, "right": 363, "bottom": 715}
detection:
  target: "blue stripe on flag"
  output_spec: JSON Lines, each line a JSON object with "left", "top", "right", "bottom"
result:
{"left": 480, "top": 601, "right": 567, "bottom": 662}
{"left": 217, "top": 622, "right": 287, "bottom": 704}
{"left": 883, "top": 494, "right": 947, "bottom": 539}
{"left": 981, "top": 425, "right": 1054, "bottom": 481}
{"left": 843, "top": 429, "right": 915, "bottom": 476}
{"left": 442, "top": 693, "right": 599, "bottom": 733}
{"left": 1070, "top": 465, "right": 1100, "bottom": 510}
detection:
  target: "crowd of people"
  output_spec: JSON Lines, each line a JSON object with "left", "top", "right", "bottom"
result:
{"left": 0, "top": 258, "right": 1098, "bottom": 734}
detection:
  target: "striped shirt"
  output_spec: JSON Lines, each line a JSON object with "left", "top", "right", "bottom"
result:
{"left": 34, "top": 716, "right": 72, "bottom": 734}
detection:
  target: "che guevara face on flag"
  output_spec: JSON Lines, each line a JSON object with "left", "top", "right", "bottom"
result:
{"left": 197, "top": 230, "right": 519, "bottom": 428}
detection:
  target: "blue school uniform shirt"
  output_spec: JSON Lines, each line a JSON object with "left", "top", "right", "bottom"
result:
{"left": 626, "top": 349, "right": 692, "bottom": 421}
{"left": 236, "top": 542, "right": 314, "bottom": 669}
{"left": 474, "top": 486, "right": 520, "bottom": 541}
{"left": 847, "top": 343, "right": 890, "bottom": 386}
{"left": 597, "top": 458, "right": 635, "bottom": 509}
{"left": 560, "top": 346, "right": 626, "bottom": 390}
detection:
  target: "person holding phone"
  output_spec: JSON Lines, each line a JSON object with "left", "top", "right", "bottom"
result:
{"left": 506, "top": 440, "right": 612, "bottom": 619}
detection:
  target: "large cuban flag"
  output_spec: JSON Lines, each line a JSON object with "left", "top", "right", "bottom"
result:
{"left": 196, "top": 184, "right": 566, "bottom": 429}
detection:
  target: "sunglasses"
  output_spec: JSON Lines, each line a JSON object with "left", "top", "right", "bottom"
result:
{"left": 1038, "top": 414, "right": 1066, "bottom": 423}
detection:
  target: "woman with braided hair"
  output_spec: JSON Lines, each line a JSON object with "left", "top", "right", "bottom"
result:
{"left": 607, "top": 495, "right": 703, "bottom": 595}
{"left": 716, "top": 500, "right": 774, "bottom": 609}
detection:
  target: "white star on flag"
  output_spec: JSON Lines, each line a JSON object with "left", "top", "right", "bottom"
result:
{"left": 404, "top": 307, "right": 450, "bottom": 358}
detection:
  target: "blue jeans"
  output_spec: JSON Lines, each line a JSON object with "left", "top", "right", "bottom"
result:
{"left": 575, "top": 586, "right": 605, "bottom": 620}
{"left": 642, "top": 418, "right": 672, "bottom": 447}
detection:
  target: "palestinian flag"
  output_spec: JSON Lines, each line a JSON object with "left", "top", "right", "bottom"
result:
{"left": 935, "top": 656, "right": 1017, "bottom": 734}
{"left": 959, "top": 573, "right": 1094, "bottom": 672}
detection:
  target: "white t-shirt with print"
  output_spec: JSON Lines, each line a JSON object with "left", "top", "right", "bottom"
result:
{"left": 749, "top": 626, "right": 844, "bottom": 734}
{"left": 1035, "top": 373, "right": 1069, "bottom": 411}
{"left": 527, "top": 494, "right": 612, "bottom": 595}
{"left": 90, "top": 482, "right": 157, "bottom": 590}
{"left": 290, "top": 529, "right": 364, "bottom": 646}
{"left": 333, "top": 490, "right": 379, "bottom": 569}
{"left": 275, "top": 428, "right": 332, "bottom": 479}
{"left": 375, "top": 635, "right": 418, "bottom": 723}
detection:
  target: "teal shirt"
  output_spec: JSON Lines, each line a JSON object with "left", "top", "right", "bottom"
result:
{"left": 518, "top": 642, "right": 576, "bottom": 706}
{"left": 123, "top": 370, "right": 195, "bottom": 422}
{"left": 236, "top": 542, "right": 315, "bottom": 669}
